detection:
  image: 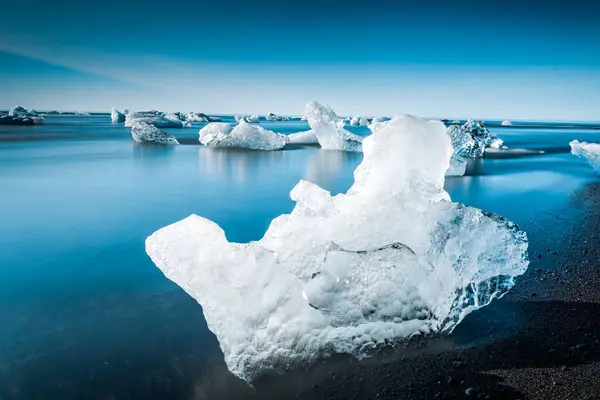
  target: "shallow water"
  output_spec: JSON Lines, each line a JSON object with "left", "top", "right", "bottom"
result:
{"left": 1, "top": 115, "right": 599, "bottom": 398}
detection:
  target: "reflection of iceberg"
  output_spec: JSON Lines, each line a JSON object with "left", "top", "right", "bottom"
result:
{"left": 304, "top": 101, "right": 363, "bottom": 152}
{"left": 131, "top": 122, "right": 179, "bottom": 145}
{"left": 75, "top": 111, "right": 91, "bottom": 116}
{"left": 186, "top": 112, "right": 208, "bottom": 122}
{"left": 287, "top": 130, "right": 319, "bottom": 145}
{"left": 125, "top": 111, "right": 187, "bottom": 128}
{"left": 303, "top": 150, "right": 360, "bottom": 187}
{"left": 570, "top": 140, "right": 600, "bottom": 173}
{"left": 447, "top": 118, "right": 503, "bottom": 158}
{"left": 501, "top": 119, "right": 513, "bottom": 126}
{"left": 146, "top": 114, "right": 529, "bottom": 381}
{"left": 199, "top": 120, "right": 287, "bottom": 150}
{"left": 199, "top": 147, "right": 285, "bottom": 184}
{"left": 111, "top": 108, "right": 126, "bottom": 123}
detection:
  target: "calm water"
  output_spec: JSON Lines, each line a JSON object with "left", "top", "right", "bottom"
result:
{"left": 1, "top": 115, "right": 600, "bottom": 398}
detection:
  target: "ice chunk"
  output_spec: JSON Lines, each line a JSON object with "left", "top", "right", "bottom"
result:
{"left": 234, "top": 115, "right": 247, "bottom": 123}
{"left": 186, "top": 112, "right": 209, "bottom": 122}
{"left": 199, "top": 120, "right": 287, "bottom": 150}
{"left": 304, "top": 101, "right": 363, "bottom": 152}
{"left": 359, "top": 117, "right": 369, "bottom": 126}
{"left": 501, "top": 119, "right": 513, "bottom": 126}
{"left": 111, "top": 108, "right": 126, "bottom": 123}
{"left": 6, "top": 106, "right": 44, "bottom": 124}
{"left": 287, "top": 129, "right": 319, "bottom": 145}
{"left": 247, "top": 114, "right": 260, "bottom": 123}
{"left": 266, "top": 112, "right": 289, "bottom": 121}
{"left": 570, "top": 140, "right": 600, "bottom": 173}
{"left": 300, "top": 115, "right": 307, "bottom": 121}
{"left": 9, "top": 105, "right": 36, "bottom": 117}
{"left": 147, "top": 114, "right": 528, "bottom": 381}
{"left": 451, "top": 120, "right": 461, "bottom": 124}
{"left": 446, "top": 118, "right": 503, "bottom": 158}
{"left": 350, "top": 116, "right": 360, "bottom": 126}
{"left": 125, "top": 110, "right": 187, "bottom": 128}
{"left": 446, "top": 155, "right": 467, "bottom": 176}
{"left": 131, "top": 122, "right": 179, "bottom": 145}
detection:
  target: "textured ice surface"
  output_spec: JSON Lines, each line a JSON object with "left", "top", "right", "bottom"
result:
{"left": 186, "top": 112, "right": 208, "bottom": 122}
{"left": 447, "top": 118, "right": 503, "bottom": 158}
{"left": 359, "top": 117, "right": 369, "bottom": 126}
{"left": 125, "top": 111, "right": 186, "bottom": 128}
{"left": 199, "top": 120, "right": 287, "bottom": 150}
{"left": 304, "top": 101, "right": 363, "bottom": 152}
{"left": 6, "top": 106, "right": 44, "bottom": 124}
{"left": 570, "top": 140, "right": 600, "bottom": 173}
{"left": 111, "top": 108, "right": 126, "bottom": 123}
{"left": 446, "top": 155, "right": 467, "bottom": 176}
{"left": 147, "top": 114, "right": 528, "bottom": 381}
{"left": 247, "top": 114, "right": 260, "bottom": 123}
{"left": 350, "top": 116, "right": 360, "bottom": 126}
{"left": 131, "top": 122, "right": 179, "bottom": 144}
{"left": 266, "top": 113, "right": 289, "bottom": 121}
{"left": 501, "top": 119, "right": 513, "bottom": 126}
{"left": 287, "top": 130, "right": 319, "bottom": 145}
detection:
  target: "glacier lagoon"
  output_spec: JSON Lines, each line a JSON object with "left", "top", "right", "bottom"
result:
{"left": 1, "top": 113, "right": 600, "bottom": 398}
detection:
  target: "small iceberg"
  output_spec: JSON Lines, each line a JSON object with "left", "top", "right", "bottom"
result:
{"left": 300, "top": 115, "right": 307, "bottom": 121}
{"left": 131, "top": 122, "right": 179, "bottom": 145}
{"left": 501, "top": 119, "right": 513, "bottom": 126}
{"left": 570, "top": 140, "right": 600, "bottom": 173}
{"left": 349, "top": 116, "right": 360, "bottom": 126}
{"left": 265, "top": 113, "right": 289, "bottom": 121}
{"left": 146, "top": 114, "right": 529, "bottom": 381}
{"left": 446, "top": 118, "right": 503, "bottom": 158}
{"left": 287, "top": 130, "right": 319, "bottom": 145}
{"left": 186, "top": 112, "right": 208, "bottom": 122}
{"left": 75, "top": 111, "right": 91, "bottom": 116}
{"left": 199, "top": 120, "right": 287, "bottom": 150}
{"left": 247, "top": 114, "right": 260, "bottom": 123}
{"left": 5, "top": 106, "right": 44, "bottom": 124}
{"left": 359, "top": 117, "right": 369, "bottom": 126}
{"left": 111, "top": 108, "right": 126, "bottom": 123}
{"left": 125, "top": 111, "right": 187, "bottom": 128}
{"left": 304, "top": 101, "right": 363, "bottom": 152}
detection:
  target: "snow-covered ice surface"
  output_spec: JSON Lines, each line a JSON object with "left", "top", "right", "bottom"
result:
{"left": 447, "top": 118, "right": 503, "bottom": 158}
{"left": 111, "top": 108, "right": 126, "bottom": 123}
{"left": 570, "top": 140, "right": 600, "bottom": 173}
{"left": 501, "top": 119, "right": 513, "bottom": 126}
{"left": 304, "top": 101, "right": 363, "bottom": 152}
{"left": 287, "top": 130, "right": 319, "bottom": 145}
{"left": 125, "top": 111, "right": 186, "bottom": 128}
{"left": 146, "top": 114, "right": 529, "bottom": 381}
{"left": 199, "top": 120, "right": 287, "bottom": 150}
{"left": 131, "top": 122, "right": 179, "bottom": 145}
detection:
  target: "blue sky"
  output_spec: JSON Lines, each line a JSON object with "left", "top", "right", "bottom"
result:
{"left": 1, "top": 0, "right": 599, "bottom": 120}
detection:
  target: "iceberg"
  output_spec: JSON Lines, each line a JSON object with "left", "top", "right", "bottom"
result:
{"left": 570, "top": 140, "right": 600, "bottom": 173}
{"left": 349, "top": 116, "right": 360, "bottom": 126}
{"left": 75, "top": 111, "right": 91, "bottom": 116}
{"left": 287, "top": 129, "right": 319, "bottom": 145}
{"left": 446, "top": 118, "right": 503, "bottom": 158}
{"left": 359, "top": 117, "right": 369, "bottom": 126}
{"left": 266, "top": 113, "right": 289, "bottom": 121}
{"left": 247, "top": 114, "right": 260, "bottom": 123}
{"left": 111, "top": 108, "right": 126, "bottom": 123}
{"left": 501, "top": 119, "right": 513, "bottom": 126}
{"left": 6, "top": 106, "right": 44, "bottom": 124}
{"left": 186, "top": 112, "right": 208, "bottom": 122}
{"left": 146, "top": 114, "right": 528, "bottom": 381}
{"left": 300, "top": 115, "right": 307, "bottom": 121}
{"left": 199, "top": 120, "right": 287, "bottom": 150}
{"left": 125, "top": 110, "right": 187, "bottom": 128}
{"left": 131, "top": 122, "right": 179, "bottom": 145}
{"left": 304, "top": 101, "right": 363, "bottom": 152}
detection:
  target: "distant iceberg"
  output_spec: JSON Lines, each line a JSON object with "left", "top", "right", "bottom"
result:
{"left": 501, "top": 119, "right": 513, "bottom": 126}
{"left": 131, "top": 122, "right": 179, "bottom": 145}
{"left": 570, "top": 140, "right": 600, "bottom": 173}
{"left": 349, "top": 116, "right": 360, "bottom": 126}
{"left": 111, "top": 108, "right": 126, "bottom": 123}
{"left": 186, "top": 112, "right": 208, "bottom": 122}
{"left": 287, "top": 129, "right": 319, "bottom": 145}
{"left": 125, "top": 110, "right": 187, "bottom": 128}
{"left": 75, "top": 111, "right": 91, "bottom": 116}
{"left": 304, "top": 101, "right": 363, "bottom": 152}
{"left": 446, "top": 118, "right": 503, "bottom": 158}
{"left": 146, "top": 113, "right": 529, "bottom": 381}
{"left": 199, "top": 120, "right": 287, "bottom": 150}
{"left": 446, "top": 155, "right": 467, "bottom": 176}
{"left": 359, "top": 117, "right": 369, "bottom": 126}
{"left": 266, "top": 112, "right": 289, "bottom": 121}
{"left": 247, "top": 114, "right": 260, "bottom": 123}
{"left": 6, "top": 105, "right": 44, "bottom": 124}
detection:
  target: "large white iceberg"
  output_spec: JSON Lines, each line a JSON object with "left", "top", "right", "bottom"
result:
{"left": 186, "top": 112, "right": 208, "bottom": 122}
{"left": 447, "top": 118, "right": 503, "bottom": 158}
{"left": 146, "top": 114, "right": 528, "bottom": 381}
{"left": 111, "top": 108, "right": 126, "bottom": 123}
{"left": 131, "top": 122, "right": 179, "bottom": 144}
{"left": 304, "top": 101, "right": 363, "bottom": 152}
{"left": 199, "top": 120, "right": 287, "bottom": 150}
{"left": 125, "top": 111, "right": 187, "bottom": 128}
{"left": 501, "top": 119, "right": 513, "bottom": 126}
{"left": 570, "top": 140, "right": 600, "bottom": 173}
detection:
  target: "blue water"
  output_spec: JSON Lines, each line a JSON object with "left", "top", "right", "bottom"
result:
{"left": 1, "top": 115, "right": 600, "bottom": 398}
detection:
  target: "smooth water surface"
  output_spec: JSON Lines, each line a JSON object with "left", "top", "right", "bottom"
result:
{"left": 1, "top": 115, "right": 599, "bottom": 398}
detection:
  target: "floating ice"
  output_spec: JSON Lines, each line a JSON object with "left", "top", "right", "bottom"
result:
{"left": 359, "top": 117, "right": 369, "bottom": 126}
{"left": 304, "top": 101, "right": 363, "bottom": 152}
{"left": 350, "top": 116, "right": 360, "bottom": 126}
{"left": 186, "top": 112, "right": 208, "bottom": 122}
{"left": 266, "top": 112, "right": 289, "bottom": 121}
{"left": 446, "top": 155, "right": 467, "bottom": 176}
{"left": 501, "top": 119, "right": 513, "bottom": 126}
{"left": 146, "top": 114, "right": 528, "bottom": 381}
{"left": 131, "top": 122, "right": 179, "bottom": 145}
{"left": 125, "top": 110, "right": 187, "bottom": 128}
{"left": 301, "top": 115, "right": 307, "bottom": 121}
{"left": 199, "top": 120, "right": 287, "bottom": 150}
{"left": 6, "top": 106, "right": 44, "bottom": 124}
{"left": 446, "top": 118, "right": 503, "bottom": 158}
{"left": 75, "top": 111, "right": 91, "bottom": 116}
{"left": 111, "top": 108, "right": 126, "bottom": 123}
{"left": 287, "top": 130, "right": 319, "bottom": 145}
{"left": 570, "top": 140, "right": 600, "bottom": 173}
{"left": 247, "top": 114, "right": 260, "bottom": 123}
{"left": 234, "top": 115, "right": 247, "bottom": 123}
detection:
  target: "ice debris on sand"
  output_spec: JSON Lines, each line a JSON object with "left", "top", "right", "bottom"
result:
{"left": 125, "top": 110, "right": 187, "bottom": 128}
{"left": 111, "top": 108, "right": 126, "bottom": 123}
{"left": 304, "top": 101, "right": 363, "bottom": 152}
{"left": 446, "top": 118, "right": 503, "bottom": 158}
{"left": 131, "top": 122, "right": 179, "bottom": 145}
{"left": 199, "top": 120, "right": 287, "bottom": 150}
{"left": 570, "top": 140, "right": 600, "bottom": 173}
{"left": 287, "top": 130, "right": 319, "bottom": 145}
{"left": 146, "top": 113, "right": 529, "bottom": 381}
{"left": 501, "top": 119, "right": 513, "bottom": 126}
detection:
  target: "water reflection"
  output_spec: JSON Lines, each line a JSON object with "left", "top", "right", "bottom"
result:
{"left": 199, "top": 147, "right": 287, "bottom": 184}
{"left": 304, "top": 149, "right": 362, "bottom": 188}
{"left": 132, "top": 142, "right": 177, "bottom": 160}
